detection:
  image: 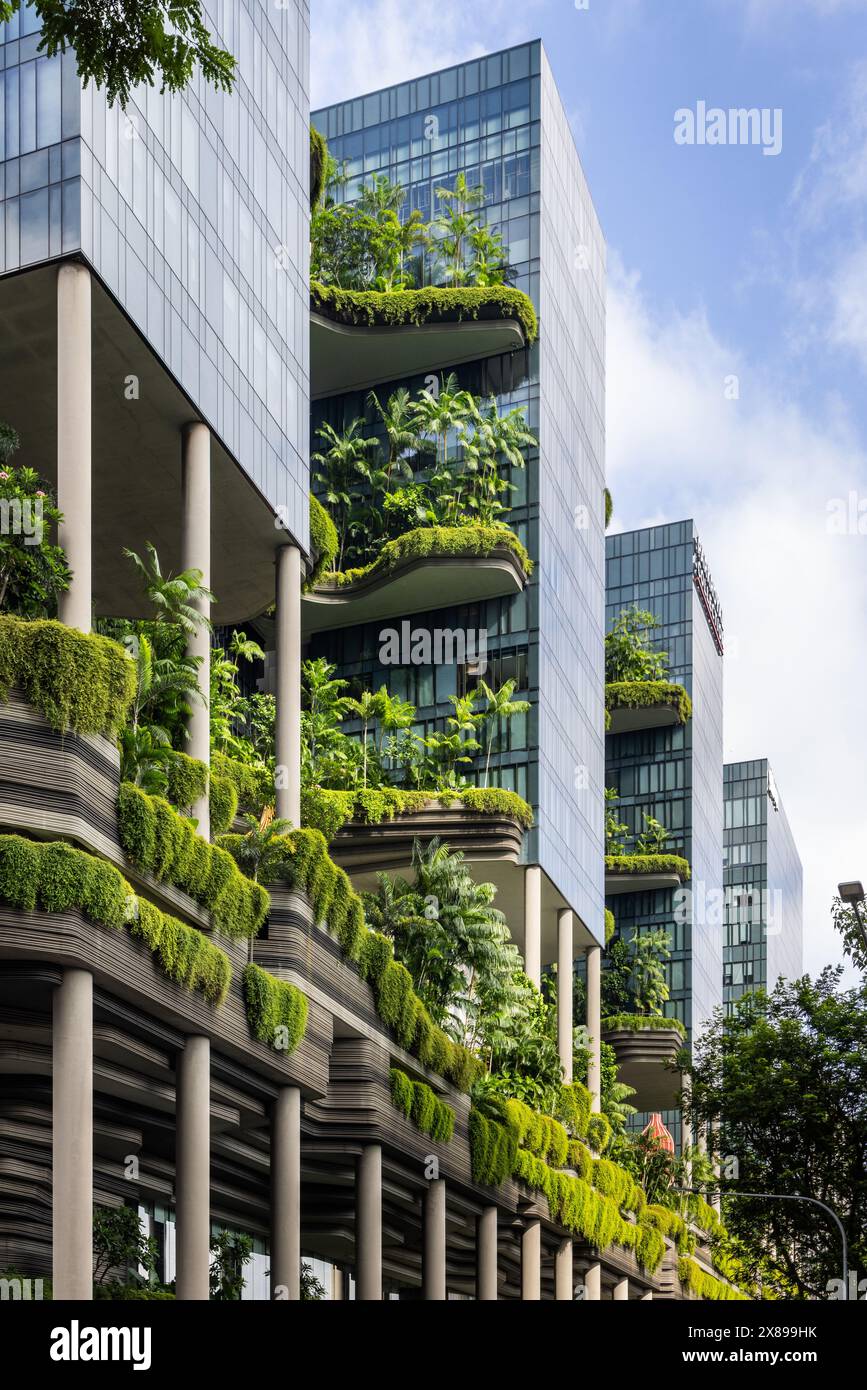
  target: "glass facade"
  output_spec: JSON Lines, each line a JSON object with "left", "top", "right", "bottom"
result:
{"left": 605, "top": 521, "right": 725, "bottom": 1140}
{"left": 723, "top": 759, "right": 803, "bottom": 1011}
{"left": 312, "top": 43, "right": 606, "bottom": 940}
{"left": 0, "top": 0, "right": 310, "bottom": 544}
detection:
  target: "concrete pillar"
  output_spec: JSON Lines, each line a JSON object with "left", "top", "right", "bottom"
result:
{"left": 332, "top": 1267, "right": 344, "bottom": 1300}
{"left": 521, "top": 1220, "right": 541, "bottom": 1301}
{"left": 271, "top": 1086, "right": 301, "bottom": 1300}
{"left": 557, "top": 909, "right": 574, "bottom": 1082}
{"left": 555, "top": 1239, "right": 573, "bottom": 1301}
{"left": 586, "top": 944, "right": 602, "bottom": 1110}
{"left": 423, "top": 1179, "right": 447, "bottom": 1300}
{"left": 52, "top": 968, "right": 93, "bottom": 1300}
{"left": 57, "top": 263, "right": 92, "bottom": 633}
{"left": 275, "top": 544, "right": 302, "bottom": 827}
{"left": 477, "top": 1206, "right": 498, "bottom": 1301}
{"left": 356, "top": 1144, "right": 382, "bottom": 1301}
{"left": 584, "top": 1261, "right": 601, "bottom": 1301}
{"left": 176, "top": 1035, "right": 210, "bottom": 1301}
{"left": 524, "top": 865, "right": 541, "bottom": 988}
{"left": 614, "top": 1277, "right": 629, "bottom": 1300}
{"left": 181, "top": 422, "right": 211, "bottom": 838}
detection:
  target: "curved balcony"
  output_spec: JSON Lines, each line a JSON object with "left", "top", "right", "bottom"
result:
{"left": 605, "top": 681, "right": 692, "bottom": 736}
{"left": 605, "top": 854, "right": 691, "bottom": 897}
{"left": 325, "top": 796, "right": 528, "bottom": 879}
{"left": 601, "top": 1016, "right": 686, "bottom": 1112}
{"left": 311, "top": 283, "right": 537, "bottom": 400}
{"left": 302, "top": 527, "right": 530, "bottom": 637}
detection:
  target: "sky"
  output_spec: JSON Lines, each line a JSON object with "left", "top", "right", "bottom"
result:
{"left": 310, "top": 0, "right": 867, "bottom": 978}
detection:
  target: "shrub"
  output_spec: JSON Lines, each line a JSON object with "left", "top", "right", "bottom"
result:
{"left": 678, "top": 1256, "right": 747, "bottom": 1301}
{"left": 306, "top": 493, "right": 339, "bottom": 590}
{"left": 0, "top": 615, "right": 135, "bottom": 737}
{"left": 605, "top": 853, "right": 691, "bottom": 881}
{"left": 389, "top": 1068, "right": 455, "bottom": 1143}
{"left": 0, "top": 834, "right": 231, "bottom": 1006}
{"left": 325, "top": 524, "right": 533, "bottom": 586}
{"left": 605, "top": 679, "right": 692, "bottom": 726}
{"left": 601, "top": 1013, "right": 687, "bottom": 1038}
{"left": 211, "top": 751, "right": 270, "bottom": 815}
{"left": 301, "top": 786, "right": 534, "bottom": 840}
{"left": 242, "top": 962, "right": 308, "bottom": 1055}
{"left": 586, "top": 1112, "right": 613, "bottom": 1154}
{"left": 310, "top": 125, "right": 327, "bottom": 209}
{"left": 311, "top": 281, "right": 538, "bottom": 344}
{"left": 117, "top": 783, "right": 269, "bottom": 939}
{"left": 165, "top": 753, "right": 209, "bottom": 812}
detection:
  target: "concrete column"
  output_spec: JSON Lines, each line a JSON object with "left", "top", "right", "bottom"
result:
{"left": 557, "top": 909, "right": 574, "bottom": 1082}
{"left": 584, "top": 1261, "right": 601, "bottom": 1301}
{"left": 524, "top": 865, "right": 541, "bottom": 988}
{"left": 586, "top": 944, "right": 602, "bottom": 1111}
{"left": 271, "top": 1086, "right": 301, "bottom": 1300}
{"left": 182, "top": 422, "right": 211, "bottom": 838}
{"left": 423, "top": 1179, "right": 447, "bottom": 1300}
{"left": 57, "top": 263, "right": 92, "bottom": 633}
{"left": 477, "top": 1206, "right": 498, "bottom": 1301}
{"left": 275, "top": 544, "right": 302, "bottom": 827}
{"left": 52, "top": 968, "right": 93, "bottom": 1300}
{"left": 356, "top": 1144, "right": 382, "bottom": 1301}
{"left": 555, "top": 1239, "right": 573, "bottom": 1301}
{"left": 332, "top": 1267, "right": 344, "bottom": 1301}
{"left": 614, "top": 1277, "right": 629, "bottom": 1301}
{"left": 176, "top": 1035, "right": 210, "bottom": 1301}
{"left": 521, "top": 1220, "right": 541, "bottom": 1301}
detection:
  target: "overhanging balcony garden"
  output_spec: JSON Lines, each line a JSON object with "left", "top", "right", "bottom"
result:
{"left": 604, "top": 790, "right": 690, "bottom": 895}
{"left": 309, "top": 145, "right": 537, "bottom": 399}
{"left": 604, "top": 606, "right": 692, "bottom": 734}
{"left": 601, "top": 1015, "right": 687, "bottom": 1113}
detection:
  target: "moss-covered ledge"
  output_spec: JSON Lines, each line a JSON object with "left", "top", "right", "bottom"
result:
{"left": 0, "top": 615, "right": 135, "bottom": 738}
{"left": 302, "top": 786, "right": 534, "bottom": 842}
{"left": 319, "top": 524, "right": 533, "bottom": 589}
{"left": 605, "top": 853, "right": 691, "bottom": 881}
{"left": 311, "top": 281, "right": 538, "bottom": 345}
{"left": 602, "top": 1014, "right": 687, "bottom": 1039}
{"left": 0, "top": 834, "right": 231, "bottom": 1006}
{"left": 605, "top": 680, "right": 692, "bottom": 728}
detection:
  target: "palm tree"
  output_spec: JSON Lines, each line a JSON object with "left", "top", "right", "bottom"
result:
{"left": 312, "top": 419, "right": 377, "bottom": 570}
{"left": 343, "top": 688, "right": 388, "bottom": 789}
{"left": 474, "top": 678, "right": 531, "bottom": 786}
{"left": 367, "top": 387, "right": 423, "bottom": 490}
{"left": 433, "top": 173, "right": 487, "bottom": 286}
{"left": 358, "top": 172, "right": 406, "bottom": 219}
{"left": 468, "top": 223, "right": 511, "bottom": 287}
{"left": 409, "top": 375, "right": 476, "bottom": 524}
{"left": 123, "top": 543, "right": 214, "bottom": 634}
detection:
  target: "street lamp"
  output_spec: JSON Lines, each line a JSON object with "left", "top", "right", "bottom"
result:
{"left": 837, "top": 880, "right": 867, "bottom": 956}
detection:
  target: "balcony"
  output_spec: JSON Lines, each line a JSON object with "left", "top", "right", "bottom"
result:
{"left": 605, "top": 681, "right": 692, "bottom": 736}
{"left": 601, "top": 1016, "right": 686, "bottom": 1112}
{"left": 605, "top": 854, "right": 691, "bottom": 897}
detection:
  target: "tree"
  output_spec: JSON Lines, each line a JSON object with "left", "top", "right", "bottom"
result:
{"left": 474, "top": 678, "right": 530, "bottom": 786}
{"left": 92, "top": 1206, "right": 157, "bottom": 1287}
{"left": 366, "top": 387, "right": 423, "bottom": 491}
{"left": 605, "top": 606, "right": 669, "bottom": 684}
{"left": 312, "top": 420, "right": 377, "bottom": 570}
{"left": 433, "top": 173, "right": 487, "bottom": 286}
{"left": 122, "top": 543, "right": 214, "bottom": 635}
{"left": 209, "top": 1230, "right": 252, "bottom": 1301}
{"left": 0, "top": 427, "right": 70, "bottom": 617}
{"left": 0, "top": 0, "right": 235, "bottom": 109}
{"left": 684, "top": 968, "right": 867, "bottom": 1299}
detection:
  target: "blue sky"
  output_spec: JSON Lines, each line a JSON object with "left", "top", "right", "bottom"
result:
{"left": 311, "top": 0, "right": 867, "bottom": 976}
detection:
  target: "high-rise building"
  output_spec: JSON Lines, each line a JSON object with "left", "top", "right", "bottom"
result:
{"left": 312, "top": 39, "right": 607, "bottom": 954}
{"left": 605, "top": 521, "right": 725, "bottom": 1142}
{"left": 723, "top": 759, "right": 804, "bottom": 1011}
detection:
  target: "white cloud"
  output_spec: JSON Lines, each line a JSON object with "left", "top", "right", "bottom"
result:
{"left": 310, "top": 0, "right": 543, "bottom": 111}
{"left": 607, "top": 260, "right": 867, "bottom": 980}
{"left": 827, "top": 243, "right": 867, "bottom": 369}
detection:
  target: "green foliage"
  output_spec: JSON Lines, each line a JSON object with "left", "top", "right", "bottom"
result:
{"left": 605, "top": 607, "right": 669, "bottom": 684}
{"left": 311, "top": 281, "right": 538, "bottom": 343}
{"left": 604, "top": 487, "right": 613, "bottom": 528}
{"left": 605, "top": 853, "right": 691, "bottom": 880}
{"left": 92, "top": 1207, "right": 156, "bottom": 1287}
{"left": 0, "top": 444, "right": 70, "bottom": 616}
{"left": 209, "top": 772, "right": 238, "bottom": 835}
{"left": 0, "top": 0, "right": 236, "bottom": 109}
{"left": 324, "top": 524, "right": 532, "bottom": 586}
{"left": 130, "top": 900, "right": 231, "bottom": 1006}
{"left": 389, "top": 1068, "right": 455, "bottom": 1143}
{"left": 165, "top": 752, "right": 209, "bottom": 811}
{"left": 306, "top": 493, "right": 339, "bottom": 589}
{"left": 301, "top": 785, "right": 534, "bottom": 839}
{"left": 209, "top": 1231, "right": 253, "bottom": 1301}
{"left": 242, "top": 963, "right": 307, "bottom": 1055}
{"left": 587, "top": 1112, "right": 613, "bottom": 1154}
{"left": 605, "top": 909, "right": 616, "bottom": 946}
{"left": 685, "top": 967, "right": 867, "bottom": 1300}
{"left": 602, "top": 1013, "right": 686, "bottom": 1037}
{"left": 117, "top": 782, "right": 269, "bottom": 939}
{"left": 0, "top": 615, "right": 135, "bottom": 737}
{"left": 678, "top": 1256, "right": 747, "bottom": 1301}
{"left": 469, "top": 1107, "right": 518, "bottom": 1185}
{"left": 310, "top": 125, "right": 328, "bottom": 209}
{"left": 605, "top": 680, "right": 692, "bottom": 726}
{"left": 211, "top": 751, "right": 270, "bottom": 816}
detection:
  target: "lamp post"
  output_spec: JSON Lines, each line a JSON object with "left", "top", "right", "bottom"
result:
{"left": 674, "top": 1186, "right": 849, "bottom": 1300}
{"left": 837, "top": 881, "right": 867, "bottom": 958}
